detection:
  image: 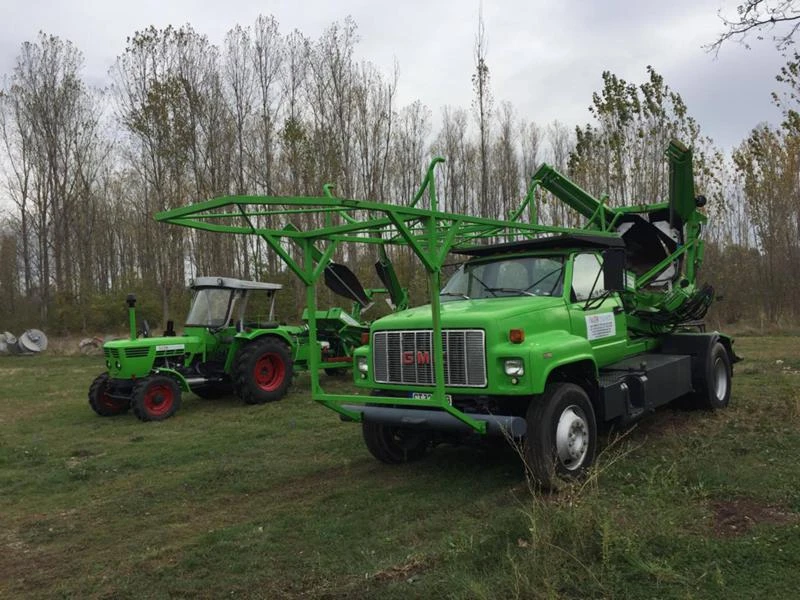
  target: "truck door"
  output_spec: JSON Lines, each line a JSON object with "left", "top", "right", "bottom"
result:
{"left": 567, "top": 252, "right": 628, "bottom": 367}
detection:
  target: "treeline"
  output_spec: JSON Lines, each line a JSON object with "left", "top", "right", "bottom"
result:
{"left": 0, "top": 16, "right": 798, "bottom": 334}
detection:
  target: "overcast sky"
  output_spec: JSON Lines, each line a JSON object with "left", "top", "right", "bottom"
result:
{"left": 0, "top": 0, "right": 790, "bottom": 152}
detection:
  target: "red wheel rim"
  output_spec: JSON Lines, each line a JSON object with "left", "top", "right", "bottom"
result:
{"left": 143, "top": 383, "right": 175, "bottom": 416}
{"left": 253, "top": 353, "right": 285, "bottom": 392}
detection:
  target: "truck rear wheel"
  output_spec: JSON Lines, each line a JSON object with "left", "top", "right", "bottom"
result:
{"left": 131, "top": 375, "right": 181, "bottom": 421}
{"left": 88, "top": 373, "right": 129, "bottom": 416}
{"left": 362, "top": 421, "right": 430, "bottom": 464}
{"left": 524, "top": 383, "right": 597, "bottom": 490}
{"left": 234, "top": 337, "right": 293, "bottom": 404}
{"left": 693, "top": 342, "right": 732, "bottom": 410}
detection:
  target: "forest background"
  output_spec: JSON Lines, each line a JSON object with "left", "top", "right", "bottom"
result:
{"left": 1, "top": 2, "right": 798, "bottom": 335}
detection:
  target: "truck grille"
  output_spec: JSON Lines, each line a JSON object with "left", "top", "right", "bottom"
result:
{"left": 373, "top": 330, "right": 486, "bottom": 387}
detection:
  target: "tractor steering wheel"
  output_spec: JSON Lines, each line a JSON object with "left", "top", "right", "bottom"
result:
{"left": 138, "top": 319, "right": 151, "bottom": 338}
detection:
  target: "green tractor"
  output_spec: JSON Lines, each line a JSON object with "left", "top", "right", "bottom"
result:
{"left": 88, "top": 275, "right": 371, "bottom": 421}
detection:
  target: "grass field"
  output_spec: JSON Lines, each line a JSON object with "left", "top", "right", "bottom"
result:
{"left": 1, "top": 336, "right": 799, "bottom": 599}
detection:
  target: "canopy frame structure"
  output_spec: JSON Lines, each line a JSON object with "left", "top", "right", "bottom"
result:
{"left": 156, "top": 141, "right": 702, "bottom": 434}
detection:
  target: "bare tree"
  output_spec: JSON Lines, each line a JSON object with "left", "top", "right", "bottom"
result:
{"left": 491, "top": 101, "right": 521, "bottom": 220}
{"left": 251, "top": 15, "right": 284, "bottom": 195}
{"left": 709, "top": 0, "right": 800, "bottom": 53}
{"left": 472, "top": 5, "right": 492, "bottom": 216}
{"left": 0, "top": 33, "right": 104, "bottom": 322}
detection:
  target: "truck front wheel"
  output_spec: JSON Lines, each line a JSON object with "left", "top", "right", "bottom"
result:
{"left": 362, "top": 422, "right": 430, "bottom": 464}
{"left": 524, "top": 383, "right": 597, "bottom": 490}
{"left": 234, "top": 337, "right": 293, "bottom": 404}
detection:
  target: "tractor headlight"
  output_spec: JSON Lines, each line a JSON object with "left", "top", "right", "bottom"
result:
{"left": 504, "top": 358, "right": 524, "bottom": 376}
{"left": 357, "top": 356, "right": 369, "bottom": 374}
{"left": 115, "top": 361, "right": 122, "bottom": 370}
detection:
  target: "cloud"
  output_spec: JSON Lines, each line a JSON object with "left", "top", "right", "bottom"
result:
{"left": 0, "top": 0, "right": 788, "bottom": 153}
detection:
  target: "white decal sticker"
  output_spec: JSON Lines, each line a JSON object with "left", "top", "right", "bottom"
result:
{"left": 585, "top": 313, "right": 616, "bottom": 341}
{"left": 156, "top": 344, "right": 185, "bottom": 352}
{"left": 338, "top": 312, "right": 360, "bottom": 327}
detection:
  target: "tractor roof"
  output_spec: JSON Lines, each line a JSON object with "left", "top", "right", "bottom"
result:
{"left": 452, "top": 233, "right": 625, "bottom": 257}
{"left": 190, "top": 276, "right": 282, "bottom": 291}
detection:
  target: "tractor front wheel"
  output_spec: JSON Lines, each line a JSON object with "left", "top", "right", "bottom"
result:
{"left": 131, "top": 375, "right": 181, "bottom": 422}
{"left": 88, "top": 373, "right": 129, "bottom": 416}
{"left": 234, "top": 337, "right": 293, "bottom": 404}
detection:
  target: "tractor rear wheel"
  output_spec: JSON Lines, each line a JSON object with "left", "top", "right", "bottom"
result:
{"left": 234, "top": 337, "right": 293, "bottom": 404}
{"left": 131, "top": 375, "right": 181, "bottom": 421}
{"left": 88, "top": 373, "right": 129, "bottom": 416}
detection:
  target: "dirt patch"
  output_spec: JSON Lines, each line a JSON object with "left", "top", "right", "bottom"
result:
{"left": 372, "top": 556, "right": 429, "bottom": 582}
{"left": 710, "top": 497, "right": 799, "bottom": 537}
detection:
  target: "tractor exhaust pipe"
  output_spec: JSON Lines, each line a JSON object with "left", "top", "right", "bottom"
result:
{"left": 126, "top": 294, "right": 137, "bottom": 340}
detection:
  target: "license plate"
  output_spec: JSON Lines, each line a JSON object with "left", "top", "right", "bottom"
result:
{"left": 410, "top": 392, "right": 452, "bottom": 405}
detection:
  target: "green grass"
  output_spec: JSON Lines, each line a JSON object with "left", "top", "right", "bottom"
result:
{"left": 1, "top": 336, "right": 799, "bottom": 599}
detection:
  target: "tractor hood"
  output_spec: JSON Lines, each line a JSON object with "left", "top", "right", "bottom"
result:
{"left": 373, "top": 296, "right": 565, "bottom": 331}
{"left": 104, "top": 335, "right": 202, "bottom": 352}
{"left": 102, "top": 334, "right": 205, "bottom": 379}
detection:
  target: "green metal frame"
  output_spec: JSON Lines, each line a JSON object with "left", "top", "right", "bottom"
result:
{"left": 156, "top": 141, "right": 705, "bottom": 433}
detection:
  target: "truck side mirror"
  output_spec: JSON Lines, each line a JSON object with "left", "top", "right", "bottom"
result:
{"left": 602, "top": 249, "right": 626, "bottom": 292}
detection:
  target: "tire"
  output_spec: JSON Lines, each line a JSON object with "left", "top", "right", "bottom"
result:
{"left": 693, "top": 342, "right": 732, "bottom": 410}
{"left": 131, "top": 375, "right": 181, "bottom": 421}
{"left": 88, "top": 373, "right": 129, "bottom": 416}
{"left": 192, "top": 382, "right": 233, "bottom": 399}
{"left": 524, "top": 383, "right": 597, "bottom": 490}
{"left": 362, "top": 421, "right": 430, "bottom": 464}
{"left": 234, "top": 337, "right": 293, "bottom": 404}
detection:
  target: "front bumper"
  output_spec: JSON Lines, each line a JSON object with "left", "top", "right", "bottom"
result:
{"left": 340, "top": 403, "right": 526, "bottom": 437}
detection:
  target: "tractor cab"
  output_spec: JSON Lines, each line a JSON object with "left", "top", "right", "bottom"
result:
{"left": 185, "top": 277, "right": 282, "bottom": 332}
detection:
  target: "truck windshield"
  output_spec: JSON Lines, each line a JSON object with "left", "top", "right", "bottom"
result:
{"left": 185, "top": 288, "right": 234, "bottom": 327}
{"left": 441, "top": 256, "right": 564, "bottom": 301}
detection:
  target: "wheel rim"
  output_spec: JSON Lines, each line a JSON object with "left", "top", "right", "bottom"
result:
{"left": 713, "top": 357, "right": 728, "bottom": 400}
{"left": 555, "top": 405, "right": 590, "bottom": 471}
{"left": 143, "top": 383, "right": 175, "bottom": 416}
{"left": 253, "top": 353, "right": 285, "bottom": 392}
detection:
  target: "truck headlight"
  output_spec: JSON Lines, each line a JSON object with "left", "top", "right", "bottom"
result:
{"left": 357, "top": 356, "right": 369, "bottom": 374}
{"left": 504, "top": 358, "right": 524, "bottom": 376}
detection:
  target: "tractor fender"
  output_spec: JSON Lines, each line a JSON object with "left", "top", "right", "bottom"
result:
{"left": 225, "top": 331, "right": 297, "bottom": 372}
{"left": 151, "top": 367, "right": 191, "bottom": 392}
